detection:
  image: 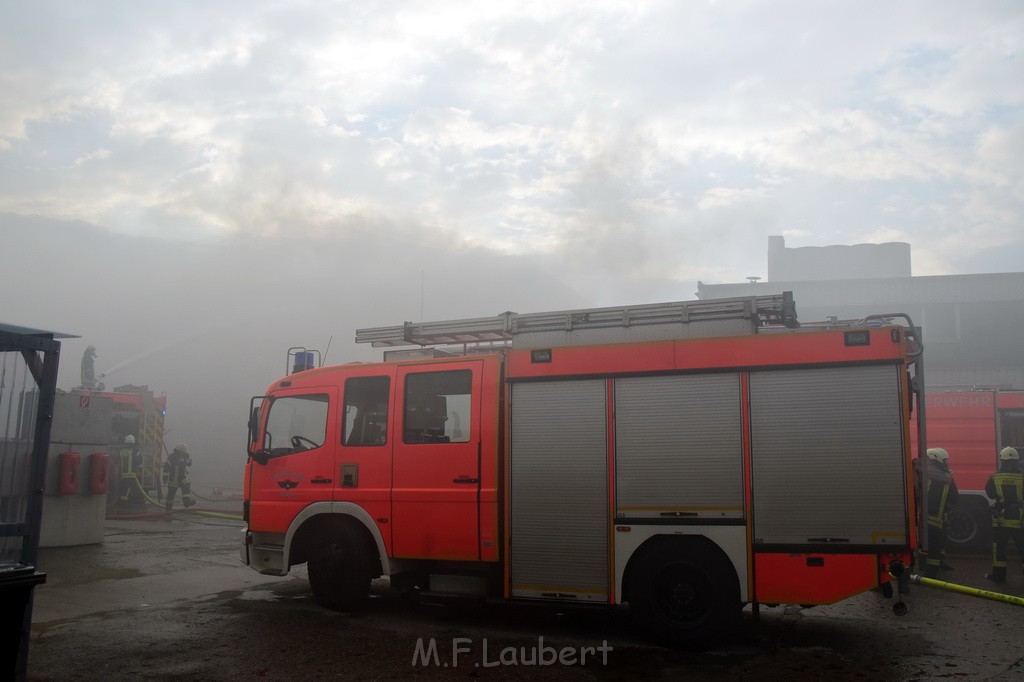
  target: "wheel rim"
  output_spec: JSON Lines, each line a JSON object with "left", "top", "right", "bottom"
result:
{"left": 945, "top": 509, "right": 977, "bottom": 544}
{"left": 652, "top": 561, "right": 714, "bottom": 627}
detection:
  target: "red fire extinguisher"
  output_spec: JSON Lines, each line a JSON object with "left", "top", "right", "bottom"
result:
{"left": 89, "top": 452, "right": 109, "bottom": 494}
{"left": 59, "top": 451, "right": 81, "bottom": 495}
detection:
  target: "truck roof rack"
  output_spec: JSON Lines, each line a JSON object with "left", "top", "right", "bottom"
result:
{"left": 355, "top": 292, "right": 798, "bottom": 349}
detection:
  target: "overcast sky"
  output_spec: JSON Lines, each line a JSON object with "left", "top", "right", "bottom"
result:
{"left": 2, "top": 1, "right": 1021, "bottom": 485}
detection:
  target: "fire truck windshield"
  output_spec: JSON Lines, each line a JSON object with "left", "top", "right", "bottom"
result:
{"left": 258, "top": 393, "right": 329, "bottom": 460}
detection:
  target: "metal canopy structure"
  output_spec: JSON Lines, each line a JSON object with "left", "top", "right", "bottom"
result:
{"left": 0, "top": 322, "right": 77, "bottom": 340}
{"left": 0, "top": 322, "right": 70, "bottom": 679}
{"left": 356, "top": 292, "right": 798, "bottom": 349}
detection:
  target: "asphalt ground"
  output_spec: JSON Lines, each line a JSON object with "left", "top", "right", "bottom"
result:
{"left": 26, "top": 514, "right": 1024, "bottom": 681}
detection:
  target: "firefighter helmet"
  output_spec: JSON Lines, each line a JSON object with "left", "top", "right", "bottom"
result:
{"left": 174, "top": 443, "right": 188, "bottom": 453}
{"left": 1000, "top": 446, "right": 1020, "bottom": 460}
{"left": 124, "top": 435, "right": 135, "bottom": 444}
{"left": 926, "top": 447, "right": 949, "bottom": 462}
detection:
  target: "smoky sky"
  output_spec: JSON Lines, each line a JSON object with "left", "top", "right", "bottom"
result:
{"left": 2, "top": 2, "right": 1022, "bottom": 276}
{"left": 1, "top": 215, "right": 592, "bottom": 486}
{"left": 2, "top": 1, "right": 1023, "bottom": 485}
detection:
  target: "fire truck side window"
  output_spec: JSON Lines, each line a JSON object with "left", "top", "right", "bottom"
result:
{"left": 403, "top": 370, "right": 471, "bottom": 444}
{"left": 342, "top": 376, "right": 390, "bottom": 446}
{"left": 1003, "top": 413, "right": 1024, "bottom": 453}
{"left": 264, "top": 393, "right": 328, "bottom": 454}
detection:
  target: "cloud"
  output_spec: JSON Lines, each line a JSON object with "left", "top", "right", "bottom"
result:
{"left": 1, "top": 0, "right": 1022, "bottom": 287}
{"left": 4, "top": 1, "right": 1023, "bottom": 484}
{"left": 698, "top": 186, "right": 772, "bottom": 211}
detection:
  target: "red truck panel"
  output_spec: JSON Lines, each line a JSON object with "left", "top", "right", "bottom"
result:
{"left": 508, "top": 327, "right": 910, "bottom": 379}
{"left": 754, "top": 553, "right": 881, "bottom": 605}
{"left": 911, "top": 392, "right": 996, "bottom": 493}
{"left": 996, "top": 392, "right": 1024, "bottom": 410}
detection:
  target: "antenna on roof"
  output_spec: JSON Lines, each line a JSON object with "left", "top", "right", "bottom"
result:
{"left": 322, "top": 336, "right": 333, "bottom": 366}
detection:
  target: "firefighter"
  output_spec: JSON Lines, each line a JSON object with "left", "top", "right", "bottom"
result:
{"left": 920, "top": 447, "right": 959, "bottom": 578}
{"left": 118, "top": 435, "right": 143, "bottom": 510}
{"left": 163, "top": 443, "right": 197, "bottom": 510}
{"left": 985, "top": 446, "right": 1024, "bottom": 583}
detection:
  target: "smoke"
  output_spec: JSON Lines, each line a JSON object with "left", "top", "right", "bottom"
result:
{"left": 1, "top": 215, "right": 591, "bottom": 488}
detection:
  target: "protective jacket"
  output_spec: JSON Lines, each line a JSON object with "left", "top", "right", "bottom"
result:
{"left": 118, "top": 445, "right": 143, "bottom": 507}
{"left": 164, "top": 450, "right": 192, "bottom": 486}
{"left": 987, "top": 463, "right": 1024, "bottom": 529}
{"left": 926, "top": 462, "right": 959, "bottom": 528}
{"left": 119, "top": 446, "right": 140, "bottom": 477}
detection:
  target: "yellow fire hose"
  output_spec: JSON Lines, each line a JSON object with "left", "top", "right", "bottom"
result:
{"left": 910, "top": 574, "right": 1024, "bottom": 608}
{"left": 119, "top": 474, "right": 243, "bottom": 521}
{"left": 194, "top": 511, "right": 244, "bottom": 521}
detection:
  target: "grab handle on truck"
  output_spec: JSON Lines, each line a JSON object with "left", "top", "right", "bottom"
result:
{"left": 855, "top": 313, "right": 923, "bottom": 358}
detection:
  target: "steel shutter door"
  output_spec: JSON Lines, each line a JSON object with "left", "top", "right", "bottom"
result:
{"left": 750, "top": 364, "right": 907, "bottom": 547}
{"left": 615, "top": 374, "right": 743, "bottom": 518}
{"left": 510, "top": 380, "right": 608, "bottom": 600}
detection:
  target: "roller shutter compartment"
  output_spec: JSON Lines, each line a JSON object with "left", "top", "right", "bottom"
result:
{"left": 510, "top": 380, "right": 608, "bottom": 601}
{"left": 615, "top": 374, "right": 743, "bottom": 520}
{"left": 749, "top": 364, "right": 908, "bottom": 548}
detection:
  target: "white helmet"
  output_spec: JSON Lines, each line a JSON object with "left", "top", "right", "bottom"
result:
{"left": 926, "top": 447, "right": 949, "bottom": 463}
{"left": 124, "top": 435, "right": 136, "bottom": 444}
{"left": 1000, "top": 446, "right": 1020, "bottom": 460}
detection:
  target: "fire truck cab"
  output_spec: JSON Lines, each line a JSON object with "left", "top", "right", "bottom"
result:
{"left": 241, "top": 294, "right": 923, "bottom": 643}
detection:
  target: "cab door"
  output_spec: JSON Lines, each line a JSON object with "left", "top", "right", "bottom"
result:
{"left": 391, "top": 361, "right": 482, "bottom": 560}
{"left": 335, "top": 369, "right": 396, "bottom": 554}
{"left": 247, "top": 386, "right": 338, "bottom": 534}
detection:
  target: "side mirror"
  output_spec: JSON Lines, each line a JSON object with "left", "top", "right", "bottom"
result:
{"left": 247, "top": 397, "right": 269, "bottom": 464}
{"left": 248, "top": 405, "right": 260, "bottom": 448}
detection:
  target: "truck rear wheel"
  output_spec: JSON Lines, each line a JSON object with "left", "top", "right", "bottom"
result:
{"left": 307, "top": 523, "right": 372, "bottom": 611}
{"left": 945, "top": 497, "right": 992, "bottom": 553}
{"left": 626, "top": 539, "right": 741, "bottom": 646}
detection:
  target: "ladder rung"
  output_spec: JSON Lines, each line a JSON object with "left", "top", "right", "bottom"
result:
{"left": 355, "top": 293, "right": 797, "bottom": 348}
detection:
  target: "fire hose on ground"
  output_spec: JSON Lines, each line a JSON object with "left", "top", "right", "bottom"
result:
{"left": 909, "top": 574, "right": 1024, "bottom": 608}
{"left": 888, "top": 559, "right": 1024, "bottom": 610}
{"left": 108, "top": 473, "right": 243, "bottom": 521}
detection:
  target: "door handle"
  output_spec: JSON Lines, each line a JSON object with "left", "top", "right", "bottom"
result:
{"left": 311, "top": 477, "right": 333, "bottom": 484}
{"left": 452, "top": 477, "right": 479, "bottom": 484}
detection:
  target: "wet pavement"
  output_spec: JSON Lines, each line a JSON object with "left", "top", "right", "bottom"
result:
{"left": 26, "top": 514, "right": 1024, "bottom": 680}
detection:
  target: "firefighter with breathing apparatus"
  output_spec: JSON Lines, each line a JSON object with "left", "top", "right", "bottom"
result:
{"left": 986, "top": 446, "right": 1024, "bottom": 583}
{"left": 163, "top": 443, "right": 197, "bottom": 511}
{"left": 920, "top": 447, "right": 959, "bottom": 578}
{"left": 118, "top": 434, "right": 143, "bottom": 510}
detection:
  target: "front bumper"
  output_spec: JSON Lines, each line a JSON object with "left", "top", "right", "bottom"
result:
{"left": 240, "top": 528, "right": 288, "bottom": 576}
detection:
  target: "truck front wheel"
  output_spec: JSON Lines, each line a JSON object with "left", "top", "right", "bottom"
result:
{"left": 307, "top": 523, "right": 372, "bottom": 611}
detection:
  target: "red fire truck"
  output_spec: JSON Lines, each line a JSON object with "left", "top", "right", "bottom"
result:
{"left": 71, "top": 383, "right": 168, "bottom": 507}
{"left": 241, "top": 294, "right": 923, "bottom": 642}
{"left": 911, "top": 389, "right": 1024, "bottom": 552}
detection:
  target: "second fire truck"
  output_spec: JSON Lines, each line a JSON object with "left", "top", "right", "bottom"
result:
{"left": 912, "top": 389, "right": 1024, "bottom": 551}
{"left": 241, "top": 294, "right": 924, "bottom": 642}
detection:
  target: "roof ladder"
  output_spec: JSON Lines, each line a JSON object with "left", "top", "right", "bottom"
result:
{"left": 355, "top": 292, "right": 797, "bottom": 349}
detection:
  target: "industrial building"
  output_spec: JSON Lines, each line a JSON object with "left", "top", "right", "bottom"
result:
{"left": 696, "top": 236, "right": 1024, "bottom": 390}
